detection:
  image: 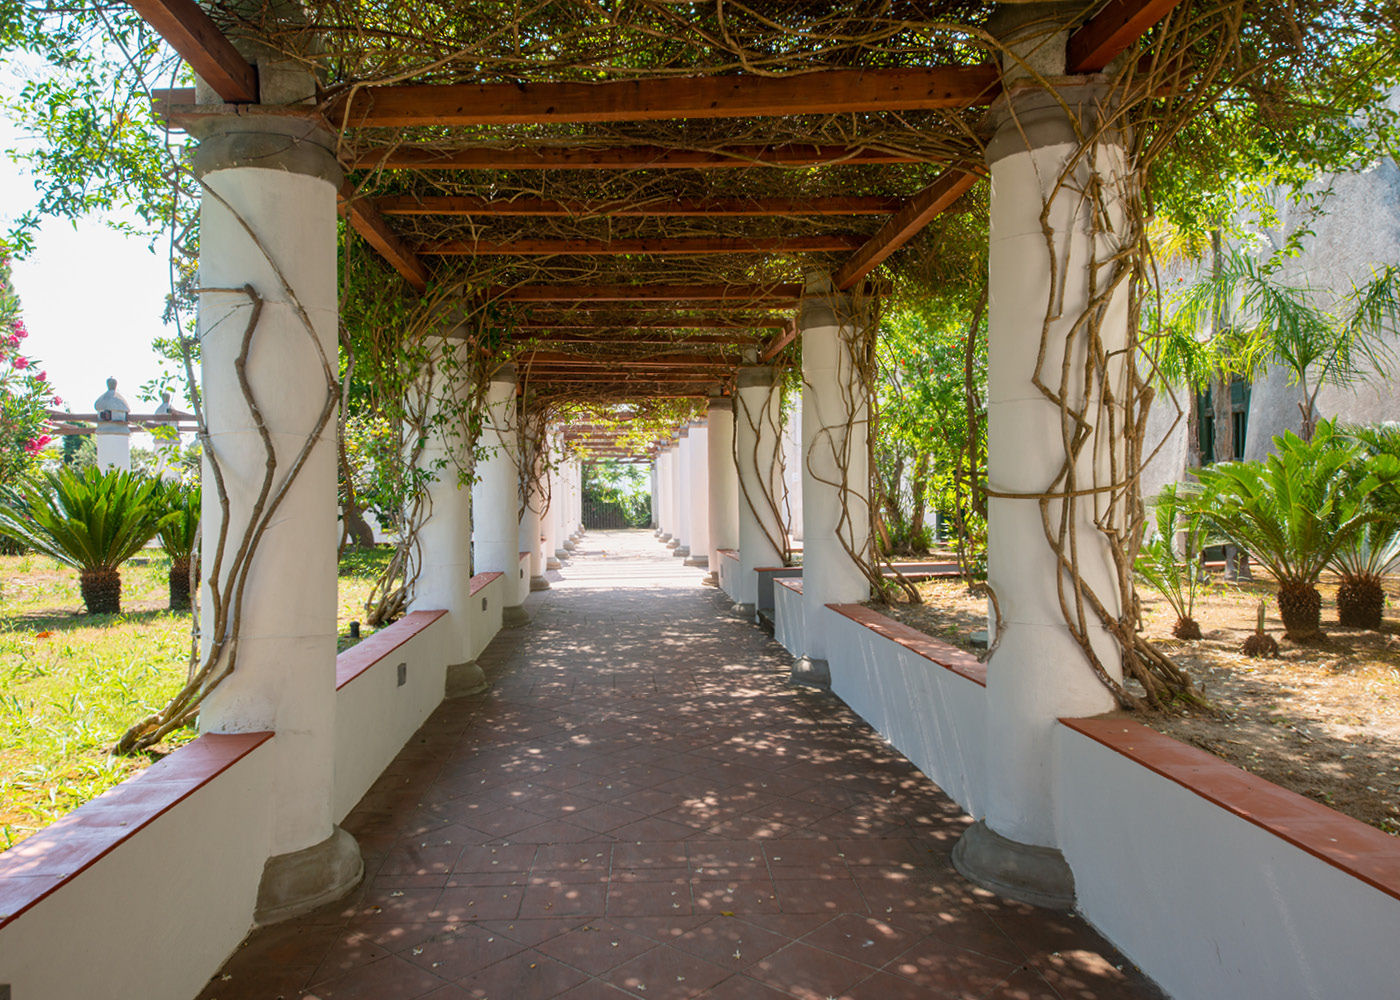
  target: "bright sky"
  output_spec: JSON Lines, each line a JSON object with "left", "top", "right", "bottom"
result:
{"left": 1, "top": 63, "right": 188, "bottom": 418}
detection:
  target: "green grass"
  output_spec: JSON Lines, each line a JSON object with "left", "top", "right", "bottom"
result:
{"left": 0, "top": 545, "right": 395, "bottom": 851}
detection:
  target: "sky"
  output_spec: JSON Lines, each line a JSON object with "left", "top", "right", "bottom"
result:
{"left": 1, "top": 63, "right": 188, "bottom": 419}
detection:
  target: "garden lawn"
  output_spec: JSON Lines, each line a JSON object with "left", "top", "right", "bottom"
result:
{"left": 0, "top": 545, "right": 393, "bottom": 852}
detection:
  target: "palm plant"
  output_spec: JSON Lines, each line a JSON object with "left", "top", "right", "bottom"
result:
{"left": 1329, "top": 424, "right": 1400, "bottom": 628}
{"left": 0, "top": 467, "right": 166, "bottom": 614}
{"left": 1135, "top": 483, "right": 1206, "bottom": 639}
{"left": 1193, "top": 422, "right": 1379, "bottom": 640}
{"left": 155, "top": 480, "right": 200, "bottom": 611}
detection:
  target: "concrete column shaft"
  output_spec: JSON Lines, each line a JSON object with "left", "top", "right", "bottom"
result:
{"left": 472, "top": 372, "right": 523, "bottom": 596}
{"left": 687, "top": 422, "right": 710, "bottom": 563}
{"left": 706, "top": 399, "right": 739, "bottom": 573}
{"left": 734, "top": 367, "right": 785, "bottom": 608}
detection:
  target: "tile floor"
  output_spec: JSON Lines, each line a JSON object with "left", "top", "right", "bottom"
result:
{"left": 197, "top": 530, "right": 1164, "bottom": 1000}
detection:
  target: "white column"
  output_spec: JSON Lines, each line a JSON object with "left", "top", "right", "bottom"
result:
{"left": 673, "top": 428, "right": 692, "bottom": 557}
{"left": 650, "top": 461, "right": 659, "bottom": 530}
{"left": 953, "top": 79, "right": 1131, "bottom": 909}
{"left": 796, "top": 276, "right": 872, "bottom": 683}
{"left": 658, "top": 446, "right": 674, "bottom": 542}
{"left": 473, "top": 367, "right": 529, "bottom": 626}
{"left": 784, "top": 394, "right": 805, "bottom": 542}
{"left": 684, "top": 419, "right": 710, "bottom": 568}
{"left": 706, "top": 397, "right": 739, "bottom": 584}
{"left": 522, "top": 418, "right": 549, "bottom": 591}
{"left": 545, "top": 433, "right": 563, "bottom": 570}
{"left": 561, "top": 453, "right": 578, "bottom": 553}
{"left": 734, "top": 366, "right": 785, "bottom": 611}
{"left": 193, "top": 112, "right": 360, "bottom": 921}
{"left": 408, "top": 340, "right": 485, "bottom": 696}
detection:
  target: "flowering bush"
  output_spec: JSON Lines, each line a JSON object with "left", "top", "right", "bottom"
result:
{"left": 0, "top": 247, "right": 61, "bottom": 486}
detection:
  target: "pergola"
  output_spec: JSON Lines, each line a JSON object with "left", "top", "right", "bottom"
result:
{"left": 125, "top": 0, "right": 1193, "bottom": 933}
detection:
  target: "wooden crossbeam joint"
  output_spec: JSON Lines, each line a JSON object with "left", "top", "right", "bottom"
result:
{"left": 337, "top": 184, "right": 430, "bottom": 292}
{"left": 1067, "top": 0, "right": 1186, "bottom": 73}
{"left": 128, "top": 0, "right": 257, "bottom": 103}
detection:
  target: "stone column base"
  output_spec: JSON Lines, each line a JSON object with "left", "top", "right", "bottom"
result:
{"left": 547, "top": 556, "right": 563, "bottom": 570}
{"left": 731, "top": 602, "right": 755, "bottom": 618}
{"left": 445, "top": 660, "right": 489, "bottom": 698}
{"left": 702, "top": 572, "right": 719, "bottom": 586}
{"left": 952, "top": 819, "right": 1075, "bottom": 910}
{"left": 685, "top": 555, "right": 709, "bottom": 569}
{"left": 673, "top": 546, "right": 690, "bottom": 558}
{"left": 530, "top": 574, "right": 551, "bottom": 591}
{"left": 658, "top": 533, "right": 672, "bottom": 543}
{"left": 789, "top": 656, "right": 831, "bottom": 690}
{"left": 255, "top": 825, "right": 362, "bottom": 926}
{"left": 503, "top": 604, "right": 531, "bottom": 627}
{"left": 666, "top": 539, "right": 681, "bottom": 550}
{"left": 563, "top": 540, "right": 577, "bottom": 551}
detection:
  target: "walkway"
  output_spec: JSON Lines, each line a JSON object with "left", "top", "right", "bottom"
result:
{"left": 197, "top": 531, "right": 1162, "bottom": 1000}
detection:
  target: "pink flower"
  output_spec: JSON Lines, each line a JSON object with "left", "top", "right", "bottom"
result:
{"left": 23, "top": 435, "right": 51, "bottom": 455}
{"left": 12, "top": 320, "right": 27, "bottom": 339}
{"left": 12, "top": 356, "right": 27, "bottom": 370}
{"left": 35, "top": 371, "right": 46, "bottom": 382}
{"left": 51, "top": 395, "right": 62, "bottom": 406}
{"left": 5, "top": 334, "right": 16, "bottom": 348}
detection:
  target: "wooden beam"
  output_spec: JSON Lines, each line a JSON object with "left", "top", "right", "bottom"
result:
{"left": 518, "top": 316, "right": 785, "bottom": 330}
{"left": 376, "top": 195, "right": 904, "bottom": 217}
{"left": 833, "top": 167, "right": 982, "bottom": 290}
{"left": 513, "top": 332, "right": 759, "bottom": 346}
{"left": 523, "top": 372, "right": 725, "bottom": 382}
{"left": 759, "top": 322, "right": 799, "bottom": 363}
{"left": 128, "top": 0, "right": 258, "bottom": 103}
{"left": 495, "top": 284, "right": 803, "bottom": 304}
{"left": 337, "top": 184, "right": 430, "bottom": 292}
{"left": 518, "top": 351, "right": 732, "bottom": 367}
{"left": 422, "top": 236, "right": 862, "bottom": 256}
{"left": 1067, "top": 0, "right": 1186, "bottom": 73}
{"left": 333, "top": 66, "right": 1001, "bottom": 128}
{"left": 352, "top": 144, "right": 924, "bottom": 171}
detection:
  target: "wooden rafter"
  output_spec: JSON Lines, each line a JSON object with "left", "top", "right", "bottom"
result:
{"left": 332, "top": 66, "right": 1001, "bottom": 128}
{"left": 518, "top": 351, "right": 733, "bottom": 367}
{"left": 128, "top": 1, "right": 257, "bottom": 103}
{"left": 517, "top": 316, "right": 785, "bottom": 330}
{"left": 376, "top": 195, "right": 904, "bottom": 217}
{"left": 422, "top": 236, "right": 862, "bottom": 256}
{"left": 759, "top": 323, "right": 799, "bottom": 363}
{"left": 512, "top": 332, "right": 759, "bottom": 346}
{"left": 495, "top": 284, "right": 802, "bottom": 304}
{"left": 833, "top": 167, "right": 982, "bottom": 290}
{"left": 337, "top": 184, "right": 431, "bottom": 292}
{"left": 351, "top": 144, "right": 924, "bottom": 171}
{"left": 1068, "top": 0, "right": 1186, "bottom": 73}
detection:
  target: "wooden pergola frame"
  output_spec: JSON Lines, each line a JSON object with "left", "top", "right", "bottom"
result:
{"left": 132, "top": 0, "right": 1184, "bottom": 412}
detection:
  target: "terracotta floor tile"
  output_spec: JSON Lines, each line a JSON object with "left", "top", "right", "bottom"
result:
{"left": 748, "top": 941, "right": 875, "bottom": 999}
{"left": 194, "top": 533, "right": 1160, "bottom": 1000}
{"left": 606, "top": 943, "right": 733, "bottom": 1000}
{"left": 458, "top": 949, "right": 590, "bottom": 999}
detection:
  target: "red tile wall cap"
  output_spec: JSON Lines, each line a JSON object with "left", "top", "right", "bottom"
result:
{"left": 1061, "top": 716, "right": 1400, "bottom": 903}
{"left": 0, "top": 731, "right": 273, "bottom": 928}
{"left": 755, "top": 566, "right": 800, "bottom": 573}
{"left": 470, "top": 571, "right": 504, "bottom": 595}
{"left": 336, "top": 608, "right": 448, "bottom": 690}
{"left": 719, "top": 549, "right": 739, "bottom": 560}
{"left": 827, "top": 603, "right": 987, "bottom": 687}
{"left": 777, "top": 577, "right": 804, "bottom": 594}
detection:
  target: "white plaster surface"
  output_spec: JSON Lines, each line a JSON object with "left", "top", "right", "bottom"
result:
{"left": 688, "top": 422, "right": 710, "bottom": 558}
{"left": 822, "top": 607, "right": 985, "bottom": 817}
{"left": 195, "top": 164, "right": 340, "bottom": 859}
{"left": 0, "top": 742, "right": 274, "bottom": 1000}
{"left": 677, "top": 432, "right": 693, "bottom": 550}
{"left": 772, "top": 581, "right": 804, "bottom": 656}
{"left": 706, "top": 402, "right": 739, "bottom": 572}
{"left": 472, "top": 375, "right": 522, "bottom": 599}
{"left": 1057, "top": 725, "right": 1400, "bottom": 1000}
{"left": 735, "top": 378, "right": 786, "bottom": 606}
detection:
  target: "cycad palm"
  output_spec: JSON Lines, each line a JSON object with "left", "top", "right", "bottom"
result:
{"left": 155, "top": 481, "right": 200, "bottom": 611}
{"left": 1329, "top": 423, "right": 1400, "bottom": 628}
{"left": 1135, "top": 483, "right": 1206, "bottom": 639}
{"left": 1194, "top": 423, "right": 1377, "bottom": 640}
{"left": 0, "top": 467, "right": 167, "bottom": 614}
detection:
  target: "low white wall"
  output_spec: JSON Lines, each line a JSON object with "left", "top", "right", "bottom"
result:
{"left": 334, "top": 611, "right": 452, "bottom": 819}
{"left": 0, "top": 736, "right": 275, "bottom": 1000}
{"left": 1057, "top": 724, "right": 1400, "bottom": 1000}
{"left": 718, "top": 550, "right": 740, "bottom": 601}
{"left": 773, "top": 580, "right": 804, "bottom": 656}
{"left": 822, "top": 606, "right": 986, "bottom": 817}
{"left": 470, "top": 572, "right": 505, "bottom": 660}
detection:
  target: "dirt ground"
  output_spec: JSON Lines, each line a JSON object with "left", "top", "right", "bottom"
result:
{"left": 870, "top": 570, "right": 1400, "bottom": 837}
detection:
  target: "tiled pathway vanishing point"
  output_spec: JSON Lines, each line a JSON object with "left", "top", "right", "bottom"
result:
{"left": 198, "top": 530, "right": 1164, "bottom": 1000}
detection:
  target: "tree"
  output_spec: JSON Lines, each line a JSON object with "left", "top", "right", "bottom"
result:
{"left": 0, "top": 467, "right": 167, "bottom": 614}
{"left": 155, "top": 480, "right": 199, "bottom": 611}
{"left": 1193, "top": 423, "right": 1381, "bottom": 640}
{"left": 0, "top": 246, "right": 61, "bottom": 486}
{"left": 1329, "top": 423, "right": 1400, "bottom": 628}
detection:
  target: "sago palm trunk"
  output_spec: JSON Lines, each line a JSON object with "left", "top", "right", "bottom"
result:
{"left": 1337, "top": 573, "right": 1384, "bottom": 630}
{"left": 1277, "top": 581, "right": 1322, "bottom": 640}
{"left": 168, "top": 558, "right": 192, "bottom": 612}
{"left": 80, "top": 568, "right": 122, "bottom": 615}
